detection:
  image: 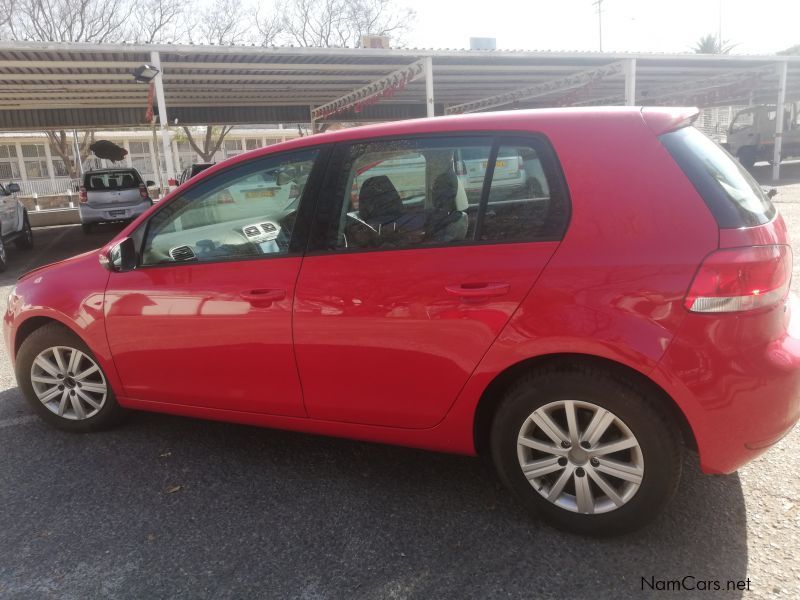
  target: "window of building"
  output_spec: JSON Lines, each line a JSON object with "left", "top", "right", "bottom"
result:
{"left": 21, "top": 144, "right": 49, "bottom": 179}
{"left": 245, "top": 139, "right": 261, "bottom": 151}
{"left": 0, "top": 144, "right": 21, "bottom": 179}
{"left": 224, "top": 139, "right": 243, "bottom": 159}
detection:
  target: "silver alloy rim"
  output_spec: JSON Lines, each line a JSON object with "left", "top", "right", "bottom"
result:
{"left": 0, "top": 237, "right": 6, "bottom": 263}
{"left": 30, "top": 346, "right": 107, "bottom": 420}
{"left": 517, "top": 400, "right": 644, "bottom": 514}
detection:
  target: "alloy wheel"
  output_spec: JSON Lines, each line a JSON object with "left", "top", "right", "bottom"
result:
{"left": 30, "top": 346, "right": 107, "bottom": 420}
{"left": 516, "top": 400, "right": 644, "bottom": 514}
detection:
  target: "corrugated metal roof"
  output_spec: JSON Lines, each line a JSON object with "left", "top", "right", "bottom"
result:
{"left": 0, "top": 41, "right": 798, "bottom": 129}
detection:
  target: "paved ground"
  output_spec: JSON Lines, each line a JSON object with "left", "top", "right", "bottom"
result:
{"left": 1, "top": 167, "right": 799, "bottom": 599}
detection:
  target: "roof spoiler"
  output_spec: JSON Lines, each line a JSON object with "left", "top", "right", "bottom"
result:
{"left": 641, "top": 107, "right": 700, "bottom": 136}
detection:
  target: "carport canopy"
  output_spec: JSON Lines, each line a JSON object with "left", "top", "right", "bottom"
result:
{"left": 1, "top": 41, "right": 799, "bottom": 179}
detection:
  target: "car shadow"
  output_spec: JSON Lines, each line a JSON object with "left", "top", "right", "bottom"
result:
{"left": 0, "top": 388, "right": 749, "bottom": 599}
{"left": 752, "top": 161, "right": 800, "bottom": 187}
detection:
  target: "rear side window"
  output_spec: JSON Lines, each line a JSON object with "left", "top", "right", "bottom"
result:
{"left": 312, "top": 134, "right": 569, "bottom": 252}
{"left": 660, "top": 127, "right": 776, "bottom": 228}
{"left": 84, "top": 171, "right": 142, "bottom": 191}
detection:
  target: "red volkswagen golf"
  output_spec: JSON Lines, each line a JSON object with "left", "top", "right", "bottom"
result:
{"left": 5, "top": 107, "right": 799, "bottom": 535}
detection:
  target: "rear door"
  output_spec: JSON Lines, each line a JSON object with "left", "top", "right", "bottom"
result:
{"left": 293, "top": 134, "right": 570, "bottom": 428}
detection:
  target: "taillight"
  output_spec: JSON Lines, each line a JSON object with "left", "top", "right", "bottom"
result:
{"left": 684, "top": 245, "right": 792, "bottom": 313}
{"left": 79, "top": 186, "right": 88, "bottom": 203}
{"left": 139, "top": 183, "right": 148, "bottom": 200}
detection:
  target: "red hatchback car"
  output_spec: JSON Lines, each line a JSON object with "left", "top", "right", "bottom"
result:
{"left": 5, "top": 107, "right": 800, "bottom": 535}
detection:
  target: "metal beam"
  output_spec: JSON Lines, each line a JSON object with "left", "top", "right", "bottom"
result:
{"left": 624, "top": 58, "right": 636, "bottom": 105}
{"left": 424, "top": 56, "right": 434, "bottom": 118}
{"left": 445, "top": 62, "right": 625, "bottom": 114}
{"left": 311, "top": 59, "right": 427, "bottom": 121}
{"left": 150, "top": 51, "right": 177, "bottom": 187}
{"left": 773, "top": 61, "right": 788, "bottom": 182}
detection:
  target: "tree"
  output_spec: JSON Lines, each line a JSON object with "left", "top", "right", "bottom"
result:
{"left": 778, "top": 44, "right": 800, "bottom": 56}
{"left": 190, "top": 0, "right": 252, "bottom": 45}
{"left": 181, "top": 126, "right": 234, "bottom": 162}
{"left": 693, "top": 34, "right": 736, "bottom": 54}
{"left": 281, "top": 0, "right": 414, "bottom": 47}
{"left": 6, "top": 0, "right": 129, "bottom": 43}
{"left": 45, "top": 131, "right": 95, "bottom": 179}
{"left": 133, "top": 0, "right": 188, "bottom": 44}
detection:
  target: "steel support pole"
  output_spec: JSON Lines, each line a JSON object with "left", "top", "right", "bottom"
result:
{"left": 624, "top": 58, "right": 637, "bottom": 106}
{"left": 425, "top": 56, "right": 435, "bottom": 118}
{"left": 150, "top": 51, "right": 176, "bottom": 187}
{"left": 773, "top": 61, "right": 788, "bottom": 182}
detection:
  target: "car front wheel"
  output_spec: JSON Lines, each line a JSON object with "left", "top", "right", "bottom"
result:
{"left": 490, "top": 364, "right": 683, "bottom": 536}
{"left": 16, "top": 323, "right": 127, "bottom": 432}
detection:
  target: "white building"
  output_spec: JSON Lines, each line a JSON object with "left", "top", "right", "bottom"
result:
{"left": 0, "top": 126, "right": 301, "bottom": 198}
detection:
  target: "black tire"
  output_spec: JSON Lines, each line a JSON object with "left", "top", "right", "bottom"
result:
{"left": 16, "top": 323, "right": 127, "bottom": 432}
{"left": 81, "top": 222, "right": 94, "bottom": 234}
{"left": 490, "top": 363, "right": 683, "bottom": 536}
{"left": 15, "top": 211, "right": 33, "bottom": 250}
{"left": 737, "top": 146, "right": 757, "bottom": 170}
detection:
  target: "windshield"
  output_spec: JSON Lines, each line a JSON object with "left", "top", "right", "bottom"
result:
{"left": 84, "top": 171, "right": 141, "bottom": 190}
{"left": 729, "top": 110, "right": 755, "bottom": 133}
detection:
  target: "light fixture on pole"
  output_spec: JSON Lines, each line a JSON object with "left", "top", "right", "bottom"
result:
{"left": 133, "top": 64, "right": 160, "bottom": 83}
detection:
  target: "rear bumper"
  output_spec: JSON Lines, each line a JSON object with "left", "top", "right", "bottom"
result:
{"left": 79, "top": 200, "right": 151, "bottom": 224}
{"left": 654, "top": 295, "right": 800, "bottom": 474}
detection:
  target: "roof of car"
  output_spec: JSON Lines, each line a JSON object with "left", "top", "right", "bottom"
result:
{"left": 171, "top": 106, "right": 697, "bottom": 200}
{"left": 84, "top": 168, "right": 140, "bottom": 174}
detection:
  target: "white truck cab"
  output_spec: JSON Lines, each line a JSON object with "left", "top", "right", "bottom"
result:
{"left": 726, "top": 102, "right": 800, "bottom": 169}
{"left": 0, "top": 182, "right": 33, "bottom": 271}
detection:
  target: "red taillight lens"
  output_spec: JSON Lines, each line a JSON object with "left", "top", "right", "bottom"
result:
{"left": 79, "top": 186, "right": 88, "bottom": 203}
{"left": 139, "top": 183, "right": 148, "bottom": 200}
{"left": 685, "top": 245, "right": 792, "bottom": 313}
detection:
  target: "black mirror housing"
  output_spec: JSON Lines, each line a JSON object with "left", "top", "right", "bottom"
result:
{"left": 104, "top": 237, "right": 137, "bottom": 272}
{"left": 7, "top": 183, "right": 20, "bottom": 193}
{"left": 146, "top": 180, "right": 155, "bottom": 187}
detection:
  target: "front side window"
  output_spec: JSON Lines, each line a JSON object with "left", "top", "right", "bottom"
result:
{"left": 315, "top": 134, "right": 568, "bottom": 252}
{"left": 729, "top": 110, "right": 754, "bottom": 133}
{"left": 140, "top": 148, "right": 318, "bottom": 266}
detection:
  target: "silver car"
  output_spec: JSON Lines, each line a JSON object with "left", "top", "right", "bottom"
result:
{"left": 79, "top": 169, "right": 154, "bottom": 234}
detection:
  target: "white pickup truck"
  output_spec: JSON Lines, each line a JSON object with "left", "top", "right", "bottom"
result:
{"left": 0, "top": 182, "right": 34, "bottom": 271}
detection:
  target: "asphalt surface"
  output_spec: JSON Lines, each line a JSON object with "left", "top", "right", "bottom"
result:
{"left": 1, "top": 167, "right": 799, "bottom": 598}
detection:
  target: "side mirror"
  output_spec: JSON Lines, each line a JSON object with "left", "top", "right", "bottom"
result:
{"left": 7, "top": 183, "right": 20, "bottom": 193}
{"left": 276, "top": 172, "right": 292, "bottom": 186}
{"left": 146, "top": 180, "right": 155, "bottom": 187}
{"left": 102, "top": 237, "right": 137, "bottom": 272}
{"left": 767, "top": 188, "right": 778, "bottom": 199}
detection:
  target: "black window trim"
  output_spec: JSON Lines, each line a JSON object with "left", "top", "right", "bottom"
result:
{"left": 130, "top": 144, "right": 332, "bottom": 270}
{"left": 304, "top": 130, "right": 572, "bottom": 256}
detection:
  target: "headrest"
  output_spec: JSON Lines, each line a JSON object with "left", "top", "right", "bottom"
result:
{"left": 358, "top": 175, "right": 403, "bottom": 223}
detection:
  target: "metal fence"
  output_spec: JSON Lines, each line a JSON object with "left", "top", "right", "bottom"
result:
{"left": 16, "top": 178, "right": 80, "bottom": 198}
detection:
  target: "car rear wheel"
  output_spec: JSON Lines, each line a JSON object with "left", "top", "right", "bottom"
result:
{"left": 16, "top": 323, "right": 127, "bottom": 432}
{"left": 490, "top": 364, "right": 683, "bottom": 536}
{"left": 737, "top": 146, "right": 757, "bottom": 170}
{"left": 15, "top": 212, "right": 33, "bottom": 250}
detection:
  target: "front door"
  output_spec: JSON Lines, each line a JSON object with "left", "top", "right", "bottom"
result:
{"left": 294, "top": 134, "right": 569, "bottom": 428}
{"left": 104, "top": 148, "right": 322, "bottom": 416}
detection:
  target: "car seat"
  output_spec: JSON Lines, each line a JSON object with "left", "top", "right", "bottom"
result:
{"left": 121, "top": 174, "right": 135, "bottom": 188}
{"left": 426, "top": 171, "right": 469, "bottom": 243}
{"left": 358, "top": 176, "right": 425, "bottom": 246}
{"left": 90, "top": 177, "right": 106, "bottom": 190}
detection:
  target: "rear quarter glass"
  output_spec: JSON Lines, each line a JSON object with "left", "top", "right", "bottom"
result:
{"left": 659, "top": 126, "right": 776, "bottom": 228}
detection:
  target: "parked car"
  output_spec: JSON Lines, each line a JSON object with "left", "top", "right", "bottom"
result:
{"left": 178, "top": 162, "right": 215, "bottom": 186}
{"left": 5, "top": 107, "right": 800, "bottom": 536}
{"left": 79, "top": 168, "right": 154, "bottom": 234}
{"left": 0, "top": 181, "right": 34, "bottom": 271}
